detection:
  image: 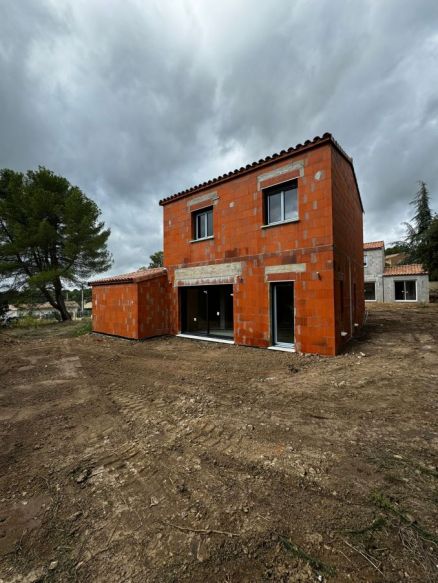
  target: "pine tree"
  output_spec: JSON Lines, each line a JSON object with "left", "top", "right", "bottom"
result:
{"left": 402, "top": 181, "right": 433, "bottom": 263}
{"left": 410, "top": 181, "right": 432, "bottom": 236}
{"left": 0, "top": 167, "right": 112, "bottom": 320}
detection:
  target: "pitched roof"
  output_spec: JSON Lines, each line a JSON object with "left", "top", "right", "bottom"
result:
{"left": 89, "top": 268, "right": 167, "bottom": 286}
{"left": 385, "top": 252, "right": 407, "bottom": 259}
{"left": 383, "top": 264, "right": 428, "bottom": 276}
{"left": 364, "top": 241, "right": 385, "bottom": 250}
{"left": 159, "top": 132, "right": 363, "bottom": 211}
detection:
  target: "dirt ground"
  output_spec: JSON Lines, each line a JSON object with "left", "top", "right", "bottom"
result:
{"left": 0, "top": 304, "right": 437, "bottom": 583}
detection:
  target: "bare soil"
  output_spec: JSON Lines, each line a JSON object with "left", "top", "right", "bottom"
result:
{"left": 0, "top": 304, "right": 437, "bottom": 582}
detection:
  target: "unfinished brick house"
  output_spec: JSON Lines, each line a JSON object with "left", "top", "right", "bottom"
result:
{"left": 91, "top": 133, "right": 365, "bottom": 355}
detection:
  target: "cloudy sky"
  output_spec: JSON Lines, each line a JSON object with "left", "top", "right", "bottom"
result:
{"left": 1, "top": 0, "right": 437, "bottom": 276}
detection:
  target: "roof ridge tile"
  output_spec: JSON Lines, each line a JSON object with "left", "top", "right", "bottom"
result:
{"left": 159, "top": 132, "right": 340, "bottom": 206}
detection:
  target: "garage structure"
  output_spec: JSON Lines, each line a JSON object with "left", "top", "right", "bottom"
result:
{"left": 90, "top": 268, "right": 169, "bottom": 339}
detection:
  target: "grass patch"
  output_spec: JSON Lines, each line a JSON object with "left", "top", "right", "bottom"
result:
{"left": 280, "top": 536, "right": 336, "bottom": 577}
{"left": 368, "top": 451, "right": 438, "bottom": 479}
{"left": 69, "top": 320, "right": 92, "bottom": 337}
{"left": 12, "top": 315, "right": 57, "bottom": 329}
{"left": 345, "top": 516, "right": 387, "bottom": 537}
{"left": 370, "top": 491, "right": 438, "bottom": 544}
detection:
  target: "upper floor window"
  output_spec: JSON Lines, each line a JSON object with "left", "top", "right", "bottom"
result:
{"left": 193, "top": 206, "right": 213, "bottom": 240}
{"left": 264, "top": 180, "right": 298, "bottom": 225}
{"left": 363, "top": 254, "right": 368, "bottom": 267}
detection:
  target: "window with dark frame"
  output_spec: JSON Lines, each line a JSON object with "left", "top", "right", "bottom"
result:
{"left": 193, "top": 207, "right": 213, "bottom": 240}
{"left": 364, "top": 281, "right": 376, "bottom": 301}
{"left": 264, "top": 180, "right": 298, "bottom": 225}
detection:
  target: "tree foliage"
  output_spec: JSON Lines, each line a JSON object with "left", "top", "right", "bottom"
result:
{"left": 396, "top": 181, "right": 437, "bottom": 280}
{"left": 410, "top": 181, "right": 432, "bottom": 236}
{"left": 416, "top": 216, "right": 438, "bottom": 281}
{"left": 148, "top": 250, "right": 163, "bottom": 268}
{"left": 0, "top": 294, "right": 8, "bottom": 319}
{"left": 63, "top": 287, "right": 92, "bottom": 304}
{"left": 385, "top": 243, "right": 409, "bottom": 256}
{"left": 0, "top": 167, "right": 112, "bottom": 320}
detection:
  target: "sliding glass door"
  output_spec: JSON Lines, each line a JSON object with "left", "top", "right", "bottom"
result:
{"left": 180, "top": 285, "right": 234, "bottom": 339}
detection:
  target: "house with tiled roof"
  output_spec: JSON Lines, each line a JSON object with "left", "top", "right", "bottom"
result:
{"left": 364, "top": 242, "right": 429, "bottom": 302}
{"left": 90, "top": 133, "right": 365, "bottom": 355}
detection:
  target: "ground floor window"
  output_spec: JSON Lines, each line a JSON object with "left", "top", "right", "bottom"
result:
{"left": 180, "top": 284, "right": 234, "bottom": 339}
{"left": 364, "top": 281, "right": 376, "bottom": 301}
{"left": 394, "top": 280, "right": 416, "bottom": 301}
{"left": 271, "top": 282, "right": 294, "bottom": 347}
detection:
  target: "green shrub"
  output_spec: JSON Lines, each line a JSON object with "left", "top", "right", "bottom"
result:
{"left": 71, "top": 320, "right": 92, "bottom": 337}
{"left": 13, "top": 315, "right": 55, "bottom": 328}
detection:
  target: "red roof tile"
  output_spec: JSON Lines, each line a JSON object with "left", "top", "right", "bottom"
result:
{"left": 364, "top": 241, "right": 384, "bottom": 250}
{"left": 89, "top": 268, "right": 167, "bottom": 286}
{"left": 159, "top": 132, "right": 363, "bottom": 211}
{"left": 383, "top": 264, "right": 428, "bottom": 276}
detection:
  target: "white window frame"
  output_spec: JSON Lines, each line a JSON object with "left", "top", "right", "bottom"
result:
{"left": 394, "top": 279, "right": 417, "bottom": 302}
{"left": 270, "top": 280, "right": 295, "bottom": 350}
{"left": 193, "top": 207, "right": 213, "bottom": 241}
{"left": 265, "top": 180, "right": 298, "bottom": 226}
{"left": 363, "top": 254, "right": 368, "bottom": 267}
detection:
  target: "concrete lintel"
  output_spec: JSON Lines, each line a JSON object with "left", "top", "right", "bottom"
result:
{"left": 175, "top": 262, "right": 243, "bottom": 285}
{"left": 257, "top": 161, "right": 304, "bottom": 189}
{"left": 265, "top": 263, "right": 306, "bottom": 275}
{"left": 187, "top": 191, "right": 218, "bottom": 207}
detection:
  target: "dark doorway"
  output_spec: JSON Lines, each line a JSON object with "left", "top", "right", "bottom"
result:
{"left": 364, "top": 281, "right": 376, "bottom": 301}
{"left": 271, "top": 282, "right": 294, "bottom": 347}
{"left": 180, "top": 285, "right": 234, "bottom": 340}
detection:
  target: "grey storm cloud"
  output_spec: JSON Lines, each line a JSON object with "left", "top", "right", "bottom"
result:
{"left": 1, "top": 0, "right": 437, "bottom": 276}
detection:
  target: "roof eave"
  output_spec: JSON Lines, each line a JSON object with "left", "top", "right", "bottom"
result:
{"left": 159, "top": 133, "right": 364, "bottom": 213}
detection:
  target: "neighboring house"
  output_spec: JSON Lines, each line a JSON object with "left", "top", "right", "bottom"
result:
{"left": 90, "top": 133, "right": 365, "bottom": 356}
{"left": 7, "top": 301, "right": 80, "bottom": 320}
{"left": 363, "top": 241, "right": 386, "bottom": 302}
{"left": 385, "top": 252, "right": 408, "bottom": 267}
{"left": 364, "top": 242, "right": 428, "bottom": 302}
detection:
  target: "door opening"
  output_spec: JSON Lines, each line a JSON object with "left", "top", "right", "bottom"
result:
{"left": 180, "top": 285, "right": 234, "bottom": 340}
{"left": 271, "top": 282, "right": 294, "bottom": 348}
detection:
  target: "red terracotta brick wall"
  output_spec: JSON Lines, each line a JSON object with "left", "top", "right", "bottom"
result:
{"left": 163, "top": 143, "right": 350, "bottom": 355}
{"left": 137, "top": 275, "right": 170, "bottom": 338}
{"left": 331, "top": 148, "right": 365, "bottom": 352}
{"left": 92, "top": 283, "right": 138, "bottom": 338}
{"left": 92, "top": 273, "right": 170, "bottom": 339}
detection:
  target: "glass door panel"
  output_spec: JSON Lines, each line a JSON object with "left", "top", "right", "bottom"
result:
{"left": 272, "top": 282, "right": 294, "bottom": 347}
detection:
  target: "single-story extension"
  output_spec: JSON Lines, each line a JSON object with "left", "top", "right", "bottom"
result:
{"left": 364, "top": 241, "right": 429, "bottom": 302}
